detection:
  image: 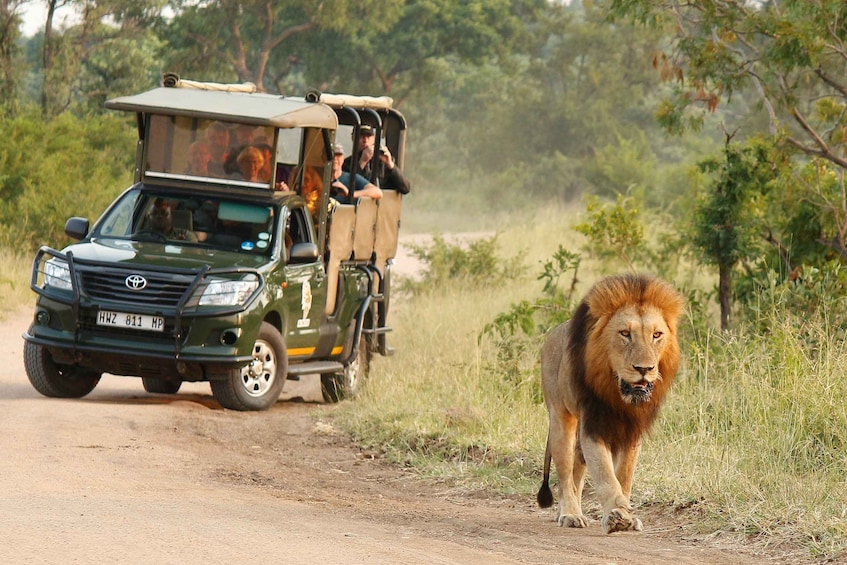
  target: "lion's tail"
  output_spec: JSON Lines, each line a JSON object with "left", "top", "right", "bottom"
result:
{"left": 536, "top": 435, "right": 554, "bottom": 508}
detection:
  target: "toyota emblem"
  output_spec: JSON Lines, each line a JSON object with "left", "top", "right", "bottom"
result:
{"left": 125, "top": 274, "right": 148, "bottom": 290}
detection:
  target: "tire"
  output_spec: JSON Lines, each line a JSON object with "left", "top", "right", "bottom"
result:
{"left": 210, "top": 322, "right": 287, "bottom": 411}
{"left": 23, "top": 339, "right": 101, "bottom": 398}
{"left": 142, "top": 377, "right": 182, "bottom": 394}
{"left": 322, "top": 332, "right": 371, "bottom": 403}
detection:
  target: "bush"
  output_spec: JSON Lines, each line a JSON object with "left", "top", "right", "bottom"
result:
{"left": 398, "top": 233, "right": 524, "bottom": 295}
{"left": 480, "top": 246, "right": 580, "bottom": 397}
{"left": 0, "top": 110, "right": 135, "bottom": 251}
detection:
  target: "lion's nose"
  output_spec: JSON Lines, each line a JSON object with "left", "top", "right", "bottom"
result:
{"left": 633, "top": 365, "right": 654, "bottom": 376}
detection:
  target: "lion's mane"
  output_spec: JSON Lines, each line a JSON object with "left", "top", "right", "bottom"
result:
{"left": 569, "top": 273, "right": 684, "bottom": 450}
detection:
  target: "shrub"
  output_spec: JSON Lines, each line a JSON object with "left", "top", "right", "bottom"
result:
{"left": 398, "top": 233, "right": 524, "bottom": 295}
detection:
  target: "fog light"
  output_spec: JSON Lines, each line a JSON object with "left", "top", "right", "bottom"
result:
{"left": 220, "top": 329, "right": 240, "bottom": 346}
{"left": 36, "top": 310, "right": 50, "bottom": 326}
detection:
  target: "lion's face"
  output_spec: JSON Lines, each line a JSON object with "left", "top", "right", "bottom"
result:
{"left": 602, "top": 304, "right": 672, "bottom": 405}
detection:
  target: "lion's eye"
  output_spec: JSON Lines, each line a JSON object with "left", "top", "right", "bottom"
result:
{"left": 620, "top": 330, "right": 631, "bottom": 339}
{"left": 653, "top": 331, "right": 663, "bottom": 339}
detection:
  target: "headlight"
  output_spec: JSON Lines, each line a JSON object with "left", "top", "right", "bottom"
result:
{"left": 43, "top": 259, "right": 72, "bottom": 291}
{"left": 198, "top": 276, "right": 259, "bottom": 306}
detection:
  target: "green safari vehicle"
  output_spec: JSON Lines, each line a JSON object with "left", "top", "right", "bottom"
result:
{"left": 22, "top": 74, "right": 408, "bottom": 411}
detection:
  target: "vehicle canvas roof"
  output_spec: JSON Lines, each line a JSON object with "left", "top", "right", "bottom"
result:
{"left": 105, "top": 87, "right": 338, "bottom": 130}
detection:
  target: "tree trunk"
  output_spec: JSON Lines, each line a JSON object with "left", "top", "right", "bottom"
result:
{"left": 719, "top": 262, "right": 732, "bottom": 331}
{"left": 41, "top": 0, "right": 57, "bottom": 118}
{"left": 0, "top": 0, "right": 23, "bottom": 114}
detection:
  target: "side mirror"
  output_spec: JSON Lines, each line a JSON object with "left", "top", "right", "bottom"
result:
{"left": 64, "top": 217, "right": 90, "bottom": 240}
{"left": 288, "top": 242, "right": 319, "bottom": 263}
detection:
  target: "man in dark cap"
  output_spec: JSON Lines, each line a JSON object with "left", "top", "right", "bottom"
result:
{"left": 343, "top": 124, "right": 410, "bottom": 194}
{"left": 332, "top": 143, "right": 382, "bottom": 204}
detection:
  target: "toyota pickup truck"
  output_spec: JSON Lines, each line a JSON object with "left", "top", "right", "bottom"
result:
{"left": 22, "top": 74, "right": 407, "bottom": 410}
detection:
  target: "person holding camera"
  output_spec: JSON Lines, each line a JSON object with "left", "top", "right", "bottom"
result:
{"left": 343, "top": 124, "right": 410, "bottom": 194}
{"left": 331, "top": 144, "right": 382, "bottom": 205}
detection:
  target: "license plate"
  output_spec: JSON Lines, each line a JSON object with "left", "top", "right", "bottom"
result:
{"left": 97, "top": 310, "right": 165, "bottom": 332}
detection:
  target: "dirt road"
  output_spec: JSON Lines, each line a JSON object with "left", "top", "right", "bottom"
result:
{"left": 0, "top": 242, "right": 802, "bottom": 564}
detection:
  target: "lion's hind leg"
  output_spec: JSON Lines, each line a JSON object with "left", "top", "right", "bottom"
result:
{"left": 546, "top": 410, "right": 588, "bottom": 528}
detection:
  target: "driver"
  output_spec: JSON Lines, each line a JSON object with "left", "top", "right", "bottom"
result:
{"left": 148, "top": 199, "right": 197, "bottom": 242}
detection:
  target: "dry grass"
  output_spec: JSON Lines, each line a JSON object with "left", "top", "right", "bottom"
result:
{"left": 329, "top": 209, "right": 847, "bottom": 561}
{"left": 0, "top": 247, "right": 33, "bottom": 321}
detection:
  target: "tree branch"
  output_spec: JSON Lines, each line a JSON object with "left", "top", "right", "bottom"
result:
{"left": 784, "top": 136, "right": 847, "bottom": 169}
{"left": 267, "top": 21, "right": 314, "bottom": 52}
{"left": 763, "top": 230, "right": 793, "bottom": 273}
{"left": 786, "top": 106, "right": 847, "bottom": 169}
{"left": 814, "top": 67, "right": 847, "bottom": 98}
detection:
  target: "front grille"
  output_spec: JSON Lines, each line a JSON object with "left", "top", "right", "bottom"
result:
{"left": 79, "top": 268, "right": 195, "bottom": 307}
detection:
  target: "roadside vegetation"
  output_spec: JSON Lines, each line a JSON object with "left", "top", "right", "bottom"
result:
{"left": 332, "top": 203, "right": 847, "bottom": 560}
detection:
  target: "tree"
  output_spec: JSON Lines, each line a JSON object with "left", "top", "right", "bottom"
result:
{"left": 0, "top": 0, "right": 27, "bottom": 114}
{"left": 609, "top": 0, "right": 847, "bottom": 258}
{"left": 36, "top": 0, "right": 166, "bottom": 116}
{"left": 162, "top": 0, "right": 402, "bottom": 92}
{"left": 691, "top": 137, "right": 776, "bottom": 330}
{"left": 298, "top": 0, "right": 551, "bottom": 105}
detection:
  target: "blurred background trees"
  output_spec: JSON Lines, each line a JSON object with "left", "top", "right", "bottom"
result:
{"left": 3, "top": 0, "right": 847, "bottom": 330}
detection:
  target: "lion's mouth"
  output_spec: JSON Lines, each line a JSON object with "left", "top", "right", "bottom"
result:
{"left": 619, "top": 379, "right": 654, "bottom": 404}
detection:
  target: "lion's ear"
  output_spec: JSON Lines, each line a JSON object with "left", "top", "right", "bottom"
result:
{"left": 644, "top": 280, "right": 685, "bottom": 330}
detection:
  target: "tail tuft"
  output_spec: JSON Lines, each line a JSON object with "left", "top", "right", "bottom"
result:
{"left": 536, "top": 482, "right": 554, "bottom": 508}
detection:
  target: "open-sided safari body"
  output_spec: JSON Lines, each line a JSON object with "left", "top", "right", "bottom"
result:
{"left": 22, "top": 74, "right": 407, "bottom": 411}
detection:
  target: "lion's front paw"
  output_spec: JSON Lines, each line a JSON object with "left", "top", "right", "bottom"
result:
{"left": 556, "top": 513, "right": 588, "bottom": 528}
{"left": 601, "top": 508, "right": 643, "bottom": 534}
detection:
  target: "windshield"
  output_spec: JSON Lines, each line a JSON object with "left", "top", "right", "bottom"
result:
{"left": 94, "top": 189, "right": 277, "bottom": 255}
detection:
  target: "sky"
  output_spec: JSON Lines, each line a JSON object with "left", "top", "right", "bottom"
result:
{"left": 19, "top": 3, "right": 78, "bottom": 37}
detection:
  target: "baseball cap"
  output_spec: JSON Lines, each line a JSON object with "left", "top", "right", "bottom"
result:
{"left": 332, "top": 143, "right": 345, "bottom": 155}
{"left": 357, "top": 124, "right": 375, "bottom": 137}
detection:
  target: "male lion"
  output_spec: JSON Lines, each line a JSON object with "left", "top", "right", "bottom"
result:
{"left": 536, "top": 273, "right": 684, "bottom": 534}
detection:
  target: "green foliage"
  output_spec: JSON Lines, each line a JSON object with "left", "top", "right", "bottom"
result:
{"left": 689, "top": 139, "right": 776, "bottom": 268}
{"left": 0, "top": 5, "right": 24, "bottom": 114}
{"left": 398, "top": 234, "right": 525, "bottom": 295}
{"left": 609, "top": 0, "right": 847, "bottom": 176}
{"left": 0, "top": 110, "right": 135, "bottom": 250}
{"left": 28, "top": 1, "right": 166, "bottom": 118}
{"left": 76, "top": 31, "right": 164, "bottom": 112}
{"left": 300, "top": 0, "right": 551, "bottom": 99}
{"left": 734, "top": 261, "right": 847, "bottom": 336}
{"left": 163, "top": 0, "right": 404, "bottom": 90}
{"left": 480, "top": 246, "right": 580, "bottom": 397}
{"left": 583, "top": 133, "right": 658, "bottom": 201}
{"left": 574, "top": 193, "right": 646, "bottom": 270}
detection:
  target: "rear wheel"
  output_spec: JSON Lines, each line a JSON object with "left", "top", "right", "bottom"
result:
{"left": 210, "top": 322, "right": 287, "bottom": 411}
{"left": 23, "top": 338, "right": 101, "bottom": 398}
{"left": 322, "top": 332, "right": 371, "bottom": 403}
{"left": 142, "top": 377, "right": 182, "bottom": 394}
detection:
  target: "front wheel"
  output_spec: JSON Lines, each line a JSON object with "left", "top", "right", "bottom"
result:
{"left": 322, "top": 332, "right": 371, "bottom": 403}
{"left": 23, "top": 339, "right": 101, "bottom": 398}
{"left": 210, "top": 322, "right": 287, "bottom": 411}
